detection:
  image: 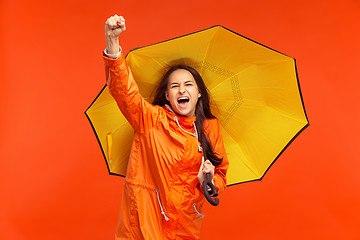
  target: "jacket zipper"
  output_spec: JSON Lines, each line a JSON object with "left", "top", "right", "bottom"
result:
{"left": 156, "top": 189, "right": 170, "bottom": 221}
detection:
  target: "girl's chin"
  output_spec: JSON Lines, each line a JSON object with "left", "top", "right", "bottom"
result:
{"left": 175, "top": 109, "right": 194, "bottom": 117}
{"left": 170, "top": 103, "right": 195, "bottom": 117}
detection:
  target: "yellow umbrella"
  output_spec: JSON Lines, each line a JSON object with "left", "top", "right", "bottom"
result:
{"left": 85, "top": 25, "right": 309, "bottom": 186}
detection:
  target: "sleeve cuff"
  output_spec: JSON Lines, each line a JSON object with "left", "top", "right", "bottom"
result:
{"left": 104, "top": 46, "right": 122, "bottom": 59}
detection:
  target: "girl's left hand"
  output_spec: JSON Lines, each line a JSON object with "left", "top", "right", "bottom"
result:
{"left": 197, "top": 157, "right": 215, "bottom": 185}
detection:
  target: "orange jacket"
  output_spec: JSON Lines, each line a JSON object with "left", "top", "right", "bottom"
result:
{"left": 104, "top": 53, "right": 229, "bottom": 240}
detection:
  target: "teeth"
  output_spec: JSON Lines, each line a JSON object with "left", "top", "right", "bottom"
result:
{"left": 177, "top": 97, "right": 190, "bottom": 103}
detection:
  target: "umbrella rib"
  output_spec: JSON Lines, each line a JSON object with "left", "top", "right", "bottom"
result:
{"left": 150, "top": 57, "right": 170, "bottom": 69}
{"left": 242, "top": 97, "right": 308, "bottom": 124}
{"left": 200, "top": 27, "right": 220, "bottom": 76}
{"left": 208, "top": 64, "right": 257, "bottom": 92}
{"left": 267, "top": 105, "right": 308, "bottom": 124}
{"left": 208, "top": 58, "right": 291, "bottom": 92}
{"left": 220, "top": 125, "right": 261, "bottom": 177}
{"left": 133, "top": 52, "right": 170, "bottom": 70}
{"left": 228, "top": 98, "right": 308, "bottom": 124}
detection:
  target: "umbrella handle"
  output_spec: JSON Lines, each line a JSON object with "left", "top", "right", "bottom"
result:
{"left": 202, "top": 173, "right": 219, "bottom": 206}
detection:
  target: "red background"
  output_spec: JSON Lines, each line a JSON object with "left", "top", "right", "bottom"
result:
{"left": 1, "top": 0, "right": 360, "bottom": 239}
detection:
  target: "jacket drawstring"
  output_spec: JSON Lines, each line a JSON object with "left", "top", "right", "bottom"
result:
{"left": 165, "top": 104, "right": 202, "bottom": 152}
{"left": 156, "top": 189, "right": 170, "bottom": 221}
{"left": 173, "top": 116, "right": 203, "bottom": 152}
{"left": 193, "top": 204, "right": 205, "bottom": 218}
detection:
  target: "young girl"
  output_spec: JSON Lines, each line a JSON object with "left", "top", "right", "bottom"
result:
{"left": 104, "top": 15, "right": 229, "bottom": 240}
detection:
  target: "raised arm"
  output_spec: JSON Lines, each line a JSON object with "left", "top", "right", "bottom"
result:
{"left": 103, "top": 15, "right": 159, "bottom": 132}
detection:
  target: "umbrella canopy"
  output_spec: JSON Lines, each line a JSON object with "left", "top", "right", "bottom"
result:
{"left": 85, "top": 25, "right": 309, "bottom": 186}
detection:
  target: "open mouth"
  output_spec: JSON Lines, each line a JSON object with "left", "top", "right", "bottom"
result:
{"left": 177, "top": 97, "right": 190, "bottom": 104}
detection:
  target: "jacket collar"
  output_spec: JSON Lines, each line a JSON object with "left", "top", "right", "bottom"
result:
{"left": 163, "top": 104, "right": 203, "bottom": 152}
{"left": 164, "top": 104, "right": 196, "bottom": 126}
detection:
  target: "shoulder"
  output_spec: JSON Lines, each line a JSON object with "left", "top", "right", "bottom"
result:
{"left": 153, "top": 105, "right": 169, "bottom": 125}
{"left": 204, "top": 118, "right": 222, "bottom": 136}
{"left": 204, "top": 118, "right": 221, "bottom": 129}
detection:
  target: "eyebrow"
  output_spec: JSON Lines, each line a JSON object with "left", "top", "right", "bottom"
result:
{"left": 170, "top": 80, "right": 193, "bottom": 85}
{"left": 169, "top": 79, "right": 195, "bottom": 87}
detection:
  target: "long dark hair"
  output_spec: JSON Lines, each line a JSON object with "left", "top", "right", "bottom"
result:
{"left": 152, "top": 65, "right": 223, "bottom": 166}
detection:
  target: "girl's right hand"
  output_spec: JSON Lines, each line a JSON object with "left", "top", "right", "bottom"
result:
{"left": 197, "top": 157, "right": 215, "bottom": 186}
{"left": 105, "top": 15, "right": 126, "bottom": 39}
{"left": 105, "top": 15, "right": 126, "bottom": 54}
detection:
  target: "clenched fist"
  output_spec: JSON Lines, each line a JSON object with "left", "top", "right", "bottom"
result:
{"left": 105, "top": 15, "right": 126, "bottom": 55}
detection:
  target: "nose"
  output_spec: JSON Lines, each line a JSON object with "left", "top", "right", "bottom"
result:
{"left": 179, "top": 85, "right": 186, "bottom": 94}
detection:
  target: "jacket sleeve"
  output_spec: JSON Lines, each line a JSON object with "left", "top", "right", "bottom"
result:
{"left": 207, "top": 119, "right": 229, "bottom": 195}
{"left": 103, "top": 52, "right": 160, "bottom": 132}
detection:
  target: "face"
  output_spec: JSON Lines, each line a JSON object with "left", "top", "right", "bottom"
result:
{"left": 165, "top": 69, "right": 201, "bottom": 117}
